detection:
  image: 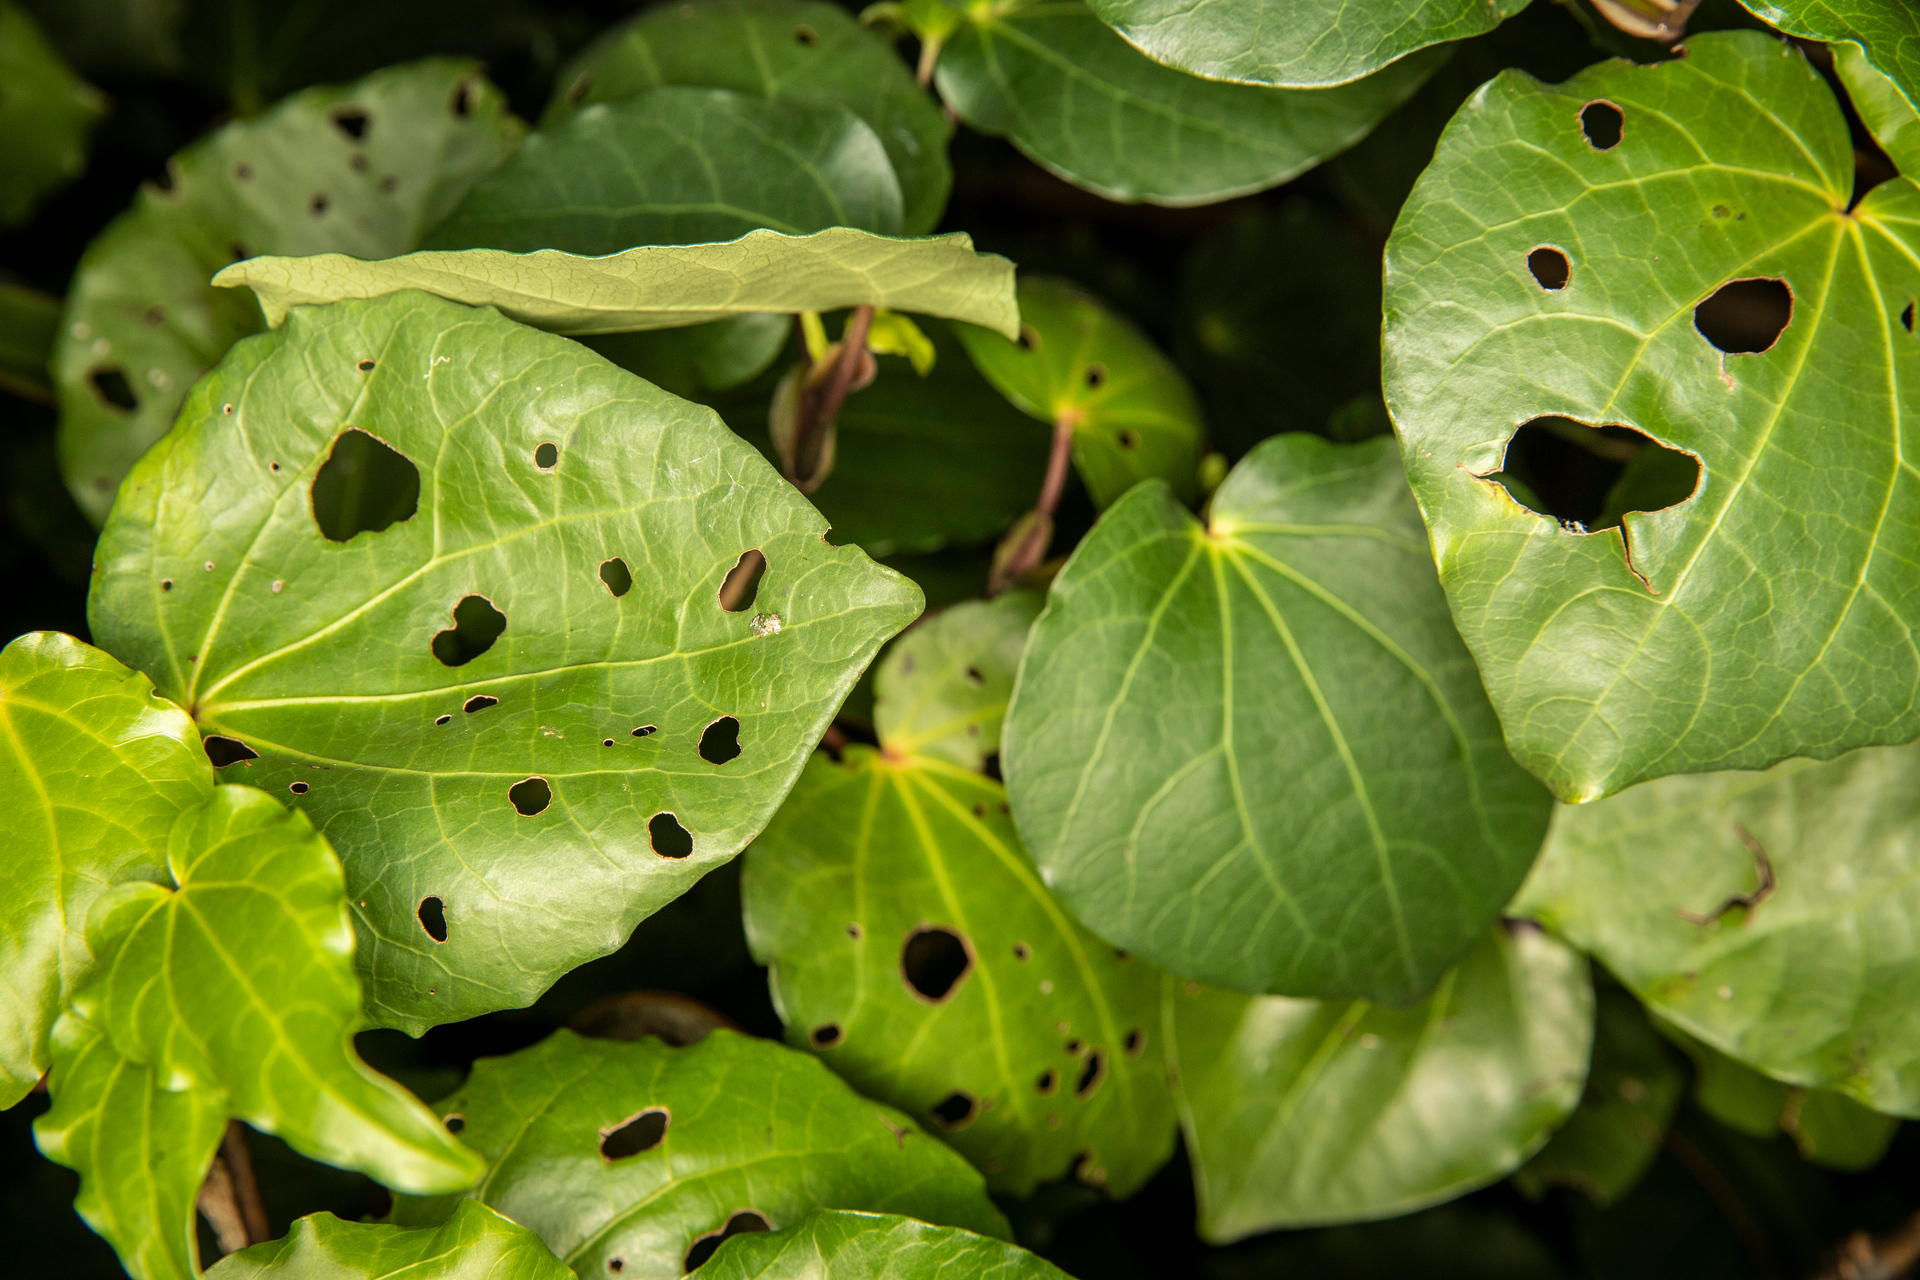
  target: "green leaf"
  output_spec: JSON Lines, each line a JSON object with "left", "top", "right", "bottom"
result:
{"left": 873, "top": 593, "right": 1039, "bottom": 768}
{"left": 1084, "top": 0, "right": 1531, "bottom": 88}
{"left": 546, "top": 0, "right": 953, "bottom": 236}
{"left": 702, "top": 1210, "right": 1070, "bottom": 1279}
{"left": 0, "top": 0, "right": 106, "bottom": 227}
{"left": 1735, "top": 0, "right": 1920, "bottom": 111}
{"left": 584, "top": 314, "right": 793, "bottom": 401}
{"left": 390, "top": 1028, "right": 1009, "bottom": 1277}
{"left": 1513, "top": 739, "right": 1920, "bottom": 1116}
{"left": 1836, "top": 40, "right": 1920, "bottom": 176}
{"left": 1003, "top": 434, "right": 1554, "bottom": 1002}
{"left": 0, "top": 279, "right": 60, "bottom": 404}
{"left": 213, "top": 227, "right": 1020, "bottom": 338}
{"left": 208, "top": 1202, "right": 573, "bottom": 1279}
{"left": 931, "top": 0, "right": 1443, "bottom": 205}
{"left": 54, "top": 58, "right": 523, "bottom": 526}
{"left": 1512, "top": 986, "right": 1685, "bottom": 1206}
{"left": 956, "top": 277, "right": 1204, "bottom": 509}
{"left": 88, "top": 289, "right": 922, "bottom": 1032}
{"left": 425, "top": 87, "right": 904, "bottom": 255}
{"left": 0, "top": 631, "right": 214, "bottom": 1107}
{"left": 1166, "top": 926, "right": 1592, "bottom": 1241}
{"left": 1382, "top": 31, "right": 1920, "bottom": 801}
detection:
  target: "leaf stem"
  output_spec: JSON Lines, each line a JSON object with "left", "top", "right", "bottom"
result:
{"left": 788, "top": 305, "right": 876, "bottom": 488}
{"left": 222, "top": 1120, "right": 271, "bottom": 1245}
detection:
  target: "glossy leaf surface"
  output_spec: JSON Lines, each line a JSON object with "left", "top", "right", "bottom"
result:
{"left": 0, "top": 631, "right": 214, "bottom": 1106}
{"left": 390, "top": 1029, "right": 1008, "bottom": 1278}
{"left": 704, "top": 1210, "right": 1070, "bottom": 1280}
{"left": 547, "top": 0, "right": 953, "bottom": 235}
{"left": 215, "top": 227, "right": 1020, "bottom": 338}
{"left": 1514, "top": 739, "right": 1920, "bottom": 1116}
{"left": 55, "top": 58, "right": 522, "bottom": 524}
{"left": 1166, "top": 926, "right": 1591, "bottom": 1240}
{"left": 957, "top": 277, "right": 1204, "bottom": 508}
{"left": 1837, "top": 40, "right": 1920, "bottom": 175}
{"left": 0, "top": 0, "right": 105, "bottom": 226}
{"left": 88, "top": 291, "right": 922, "bottom": 1031}
{"left": 208, "top": 1202, "right": 573, "bottom": 1279}
{"left": 1736, "top": 0, "right": 1920, "bottom": 108}
{"left": 1004, "top": 434, "right": 1553, "bottom": 1002}
{"left": 932, "top": 0, "right": 1441, "bottom": 206}
{"left": 1383, "top": 32, "right": 1920, "bottom": 800}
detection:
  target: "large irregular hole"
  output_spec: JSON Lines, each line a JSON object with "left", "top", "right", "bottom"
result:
{"left": 684, "top": 1212, "right": 772, "bottom": 1272}
{"left": 1580, "top": 100, "right": 1624, "bottom": 150}
{"left": 929, "top": 1090, "right": 978, "bottom": 1131}
{"left": 599, "top": 1108, "right": 669, "bottom": 1160}
{"left": 464, "top": 694, "right": 498, "bottom": 714}
{"left": 1528, "top": 247, "right": 1570, "bottom": 291}
{"left": 901, "top": 926, "right": 972, "bottom": 1003}
{"left": 203, "top": 735, "right": 258, "bottom": 768}
{"left": 1074, "top": 1049, "right": 1108, "bottom": 1100}
{"left": 90, "top": 367, "right": 138, "bottom": 411}
{"left": 698, "top": 716, "right": 742, "bottom": 765}
{"left": 432, "top": 595, "right": 506, "bottom": 667}
{"left": 418, "top": 896, "right": 448, "bottom": 943}
{"left": 599, "top": 557, "right": 633, "bottom": 598}
{"left": 1487, "top": 417, "right": 1699, "bottom": 529}
{"left": 313, "top": 429, "right": 421, "bottom": 542}
{"left": 509, "top": 777, "right": 552, "bottom": 816}
{"left": 649, "top": 812, "right": 694, "bottom": 859}
{"left": 718, "top": 550, "right": 766, "bottom": 613}
{"left": 1694, "top": 278, "right": 1793, "bottom": 354}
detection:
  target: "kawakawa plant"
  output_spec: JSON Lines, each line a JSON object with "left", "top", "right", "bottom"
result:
{"left": 3, "top": 0, "right": 1918, "bottom": 1275}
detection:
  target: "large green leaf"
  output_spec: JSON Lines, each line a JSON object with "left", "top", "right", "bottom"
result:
{"left": 53, "top": 58, "right": 522, "bottom": 526}
{"left": 957, "top": 277, "right": 1204, "bottom": 508}
{"left": 88, "top": 290, "right": 921, "bottom": 1032}
{"left": 213, "top": 227, "right": 1020, "bottom": 338}
{"left": 0, "top": 0, "right": 106, "bottom": 227}
{"left": 929, "top": 0, "right": 1442, "bottom": 206}
{"left": 391, "top": 1029, "right": 1008, "bottom": 1278}
{"left": 1735, "top": 1, "right": 1920, "bottom": 110}
{"left": 1382, "top": 31, "right": 1920, "bottom": 801}
{"left": 1166, "top": 926, "right": 1591, "bottom": 1241}
{"left": 745, "top": 598, "right": 1179, "bottom": 1197}
{"left": 1003, "top": 434, "right": 1553, "bottom": 1002}
{"left": 0, "top": 631, "right": 214, "bottom": 1107}
{"left": 425, "top": 87, "right": 903, "bottom": 255}
{"left": 1514, "top": 739, "right": 1920, "bottom": 1116}
{"left": 703, "top": 1210, "right": 1069, "bottom": 1280}
{"left": 1084, "top": 0, "right": 1531, "bottom": 88}
{"left": 546, "top": 0, "right": 953, "bottom": 236}
{"left": 208, "top": 1202, "right": 572, "bottom": 1279}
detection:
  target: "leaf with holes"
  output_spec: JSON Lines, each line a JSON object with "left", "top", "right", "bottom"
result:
{"left": 214, "top": 227, "right": 1019, "bottom": 338}
{"left": 53, "top": 58, "right": 523, "bottom": 526}
{"left": 1837, "top": 40, "right": 1920, "bottom": 177}
{"left": 1383, "top": 31, "right": 1920, "bottom": 801}
{"left": 1166, "top": 925, "right": 1592, "bottom": 1241}
{"left": 926, "top": 0, "right": 1443, "bottom": 206}
{"left": 1513, "top": 738, "right": 1920, "bottom": 1116}
{"left": 389, "top": 1028, "right": 1008, "bottom": 1278}
{"left": 700, "top": 1210, "right": 1070, "bottom": 1280}
{"left": 546, "top": 0, "right": 953, "bottom": 235}
{"left": 207, "top": 1202, "right": 573, "bottom": 1279}
{"left": 1735, "top": 0, "right": 1920, "bottom": 112}
{"left": 0, "top": 0, "right": 105, "bottom": 227}
{"left": 0, "top": 631, "right": 214, "bottom": 1108}
{"left": 1003, "top": 434, "right": 1553, "bottom": 1002}
{"left": 424, "top": 87, "right": 903, "bottom": 254}
{"left": 956, "top": 277, "right": 1205, "bottom": 509}
{"left": 745, "top": 598, "right": 1178, "bottom": 1197}
{"left": 88, "top": 290, "right": 922, "bottom": 1032}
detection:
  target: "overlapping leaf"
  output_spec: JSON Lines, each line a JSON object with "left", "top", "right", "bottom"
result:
{"left": 390, "top": 1029, "right": 1008, "bottom": 1278}
{"left": 0, "top": 631, "right": 214, "bottom": 1107}
{"left": 1166, "top": 926, "right": 1591, "bottom": 1241}
{"left": 0, "top": 0, "right": 105, "bottom": 227}
{"left": 1382, "top": 31, "right": 1920, "bottom": 800}
{"left": 928, "top": 0, "right": 1442, "bottom": 205}
{"left": 208, "top": 1202, "right": 572, "bottom": 1279}
{"left": 584, "top": 314, "right": 793, "bottom": 402}
{"left": 88, "top": 290, "right": 922, "bottom": 1031}
{"left": 1004, "top": 434, "right": 1553, "bottom": 1002}
{"left": 704, "top": 1210, "right": 1070, "bottom": 1280}
{"left": 1735, "top": 0, "right": 1919, "bottom": 108}
{"left": 1837, "top": 41, "right": 1920, "bottom": 175}
{"left": 54, "top": 58, "right": 522, "bottom": 524}
{"left": 1514, "top": 739, "right": 1920, "bottom": 1116}
{"left": 546, "top": 0, "right": 953, "bottom": 235}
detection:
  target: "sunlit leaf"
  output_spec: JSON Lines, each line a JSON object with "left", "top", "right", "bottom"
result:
{"left": 1004, "top": 434, "right": 1553, "bottom": 1002}
{"left": 208, "top": 1202, "right": 573, "bottom": 1279}
{"left": 1735, "top": 0, "right": 1920, "bottom": 110}
{"left": 0, "top": 0, "right": 105, "bottom": 227}
{"left": 1383, "top": 31, "right": 1920, "bottom": 800}
{"left": 703, "top": 1210, "right": 1070, "bottom": 1280}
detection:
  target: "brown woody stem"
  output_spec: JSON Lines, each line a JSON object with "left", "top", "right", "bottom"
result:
{"left": 1037, "top": 414, "right": 1076, "bottom": 522}
{"left": 222, "top": 1120, "right": 271, "bottom": 1245}
{"left": 789, "top": 305, "right": 875, "bottom": 487}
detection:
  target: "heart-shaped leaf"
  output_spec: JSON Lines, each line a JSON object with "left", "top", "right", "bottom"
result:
{"left": 702, "top": 1210, "right": 1070, "bottom": 1280}
{"left": 1383, "top": 31, "right": 1920, "bottom": 801}
{"left": 53, "top": 58, "right": 523, "bottom": 525}
{"left": 547, "top": 0, "right": 953, "bottom": 235}
{"left": 1513, "top": 739, "right": 1920, "bottom": 1116}
{"left": 88, "top": 290, "right": 922, "bottom": 1031}
{"left": 424, "top": 86, "right": 904, "bottom": 254}
{"left": 1166, "top": 925, "right": 1591, "bottom": 1241}
{"left": 390, "top": 1029, "right": 1008, "bottom": 1278}
{"left": 1004, "top": 434, "right": 1554, "bottom": 1002}
{"left": 213, "top": 227, "right": 1020, "bottom": 338}
{"left": 1735, "top": 0, "right": 1920, "bottom": 109}
{"left": 0, "top": 632, "right": 214, "bottom": 1107}
{"left": 0, "top": 1, "right": 105, "bottom": 227}
{"left": 928, "top": 0, "right": 1442, "bottom": 205}
{"left": 208, "top": 1203, "right": 572, "bottom": 1279}
{"left": 1085, "top": 0, "right": 1531, "bottom": 89}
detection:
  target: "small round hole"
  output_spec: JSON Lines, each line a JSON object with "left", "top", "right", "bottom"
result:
{"left": 929, "top": 1090, "right": 978, "bottom": 1131}
{"left": 1528, "top": 247, "right": 1571, "bottom": 291}
{"left": 289, "top": 781, "right": 309, "bottom": 795}
{"left": 810, "top": 1023, "right": 843, "bottom": 1049}
{"left": 698, "top": 716, "right": 742, "bottom": 765}
{"left": 435, "top": 714, "right": 452, "bottom": 725}
{"left": 1084, "top": 363, "right": 1107, "bottom": 388}
{"left": 510, "top": 777, "right": 552, "bottom": 816}
{"left": 794, "top": 23, "right": 817, "bottom": 43}
{"left": 599, "top": 557, "right": 633, "bottom": 598}
{"left": 357, "top": 359, "right": 375, "bottom": 371}
{"left": 902, "top": 926, "right": 972, "bottom": 1003}
{"left": 1036, "top": 1069, "right": 1058, "bottom": 1095}
{"left": 443, "top": 1113, "right": 464, "bottom": 1133}
{"left": 1580, "top": 100, "right": 1624, "bottom": 151}
{"left": 603, "top": 738, "right": 616, "bottom": 747}
{"left": 1116, "top": 429, "right": 1139, "bottom": 449}
{"left": 534, "top": 442, "right": 559, "bottom": 470}
{"left": 1124, "top": 1028, "right": 1146, "bottom": 1057}
{"left": 649, "top": 812, "right": 694, "bottom": 858}
{"left": 418, "top": 896, "right": 449, "bottom": 943}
